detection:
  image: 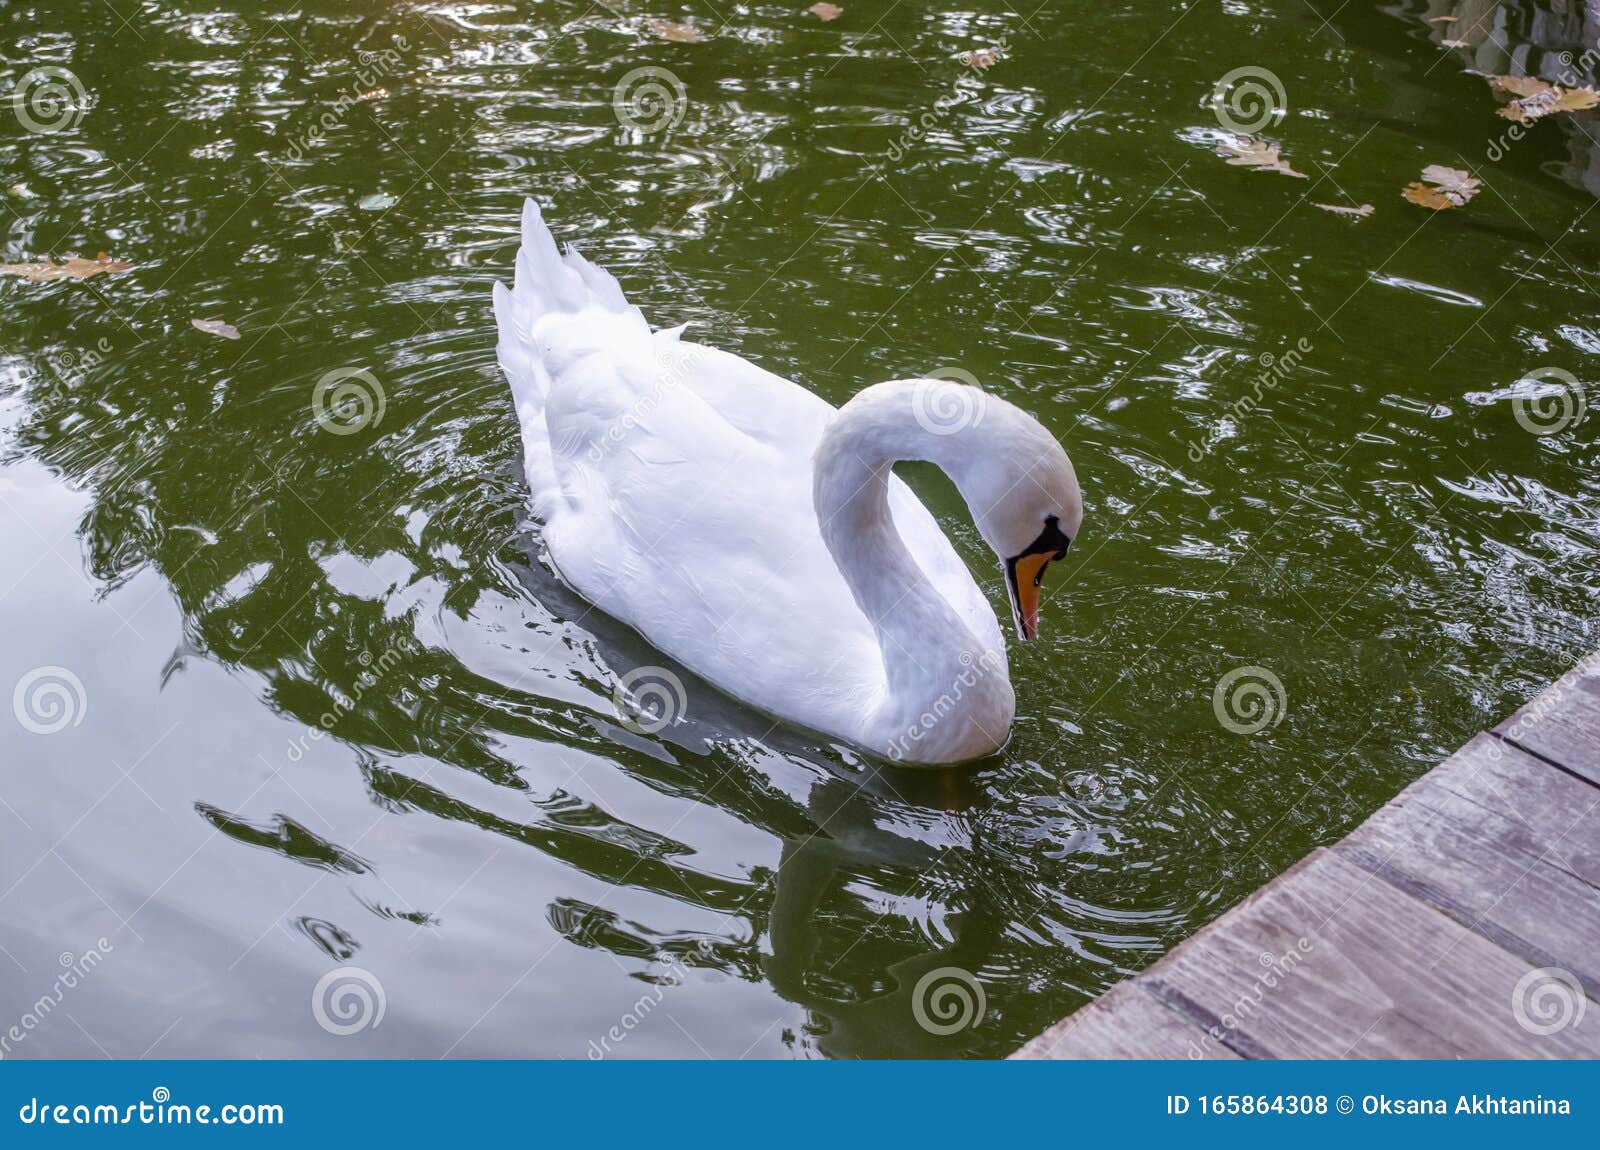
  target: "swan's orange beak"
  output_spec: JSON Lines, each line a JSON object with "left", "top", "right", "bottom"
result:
{"left": 1006, "top": 551, "right": 1054, "bottom": 642}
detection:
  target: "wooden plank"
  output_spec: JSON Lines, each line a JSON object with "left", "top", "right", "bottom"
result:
{"left": 1011, "top": 980, "right": 1240, "bottom": 1060}
{"left": 1494, "top": 653, "right": 1600, "bottom": 785}
{"left": 1017, "top": 652, "right": 1600, "bottom": 1059}
{"left": 1139, "top": 848, "right": 1600, "bottom": 1058}
{"left": 1335, "top": 732, "right": 1600, "bottom": 997}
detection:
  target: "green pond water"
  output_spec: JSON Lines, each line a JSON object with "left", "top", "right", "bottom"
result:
{"left": 1, "top": 0, "right": 1597, "bottom": 1059}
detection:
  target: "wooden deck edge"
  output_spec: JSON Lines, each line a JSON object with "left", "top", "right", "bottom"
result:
{"left": 1014, "top": 653, "right": 1600, "bottom": 1059}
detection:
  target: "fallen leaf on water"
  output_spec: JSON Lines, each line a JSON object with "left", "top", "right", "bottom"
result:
{"left": 356, "top": 87, "right": 388, "bottom": 102}
{"left": 358, "top": 192, "right": 396, "bottom": 211}
{"left": 191, "top": 317, "right": 240, "bottom": 340}
{"left": 1402, "top": 182, "right": 1456, "bottom": 210}
{"left": 649, "top": 18, "right": 702, "bottom": 41}
{"left": 1495, "top": 83, "right": 1598, "bottom": 123}
{"left": 963, "top": 48, "right": 999, "bottom": 68}
{"left": 1427, "top": 14, "right": 1456, "bottom": 22}
{"left": 1488, "top": 75, "right": 1554, "bottom": 98}
{"left": 1552, "top": 86, "right": 1600, "bottom": 111}
{"left": 808, "top": 2, "right": 843, "bottom": 20}
{"left": 1422, "top": 164, "right": 1480, "bottom": 198}
{"left": 1314, "top": 202, "right": 1374, "bottom": 218}
{"left": 0, "top": 252, "right": 133, "bottom": 282}
{"left": 1218, "top": 136, "right": 1305, "bottom": 178}
{"left": 1402, "top": 164, "right": 1480, "bottom": 210}
{"left": 8, "top": 183, "right": 36, "bottom": 200}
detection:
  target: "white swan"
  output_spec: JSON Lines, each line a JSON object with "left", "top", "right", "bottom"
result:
{"left": 494, "top": 202, "right": 1082, "bottom": 764}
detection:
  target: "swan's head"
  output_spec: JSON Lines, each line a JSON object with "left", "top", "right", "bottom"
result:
{"left": 932, "top": 385, "right": 1082, "bottom": 642}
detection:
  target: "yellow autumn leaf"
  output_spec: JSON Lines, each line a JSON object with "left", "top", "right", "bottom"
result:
{"left": 1549, "top": 86, "right": 1600, "bottom": 113}
{"left": 1495, "top": 83, "right": 1598, "bottom": 123}
{"left": 1313, "top": 202, "right": 1373, "bottom": 218}
{"left": 649, "top": 19, "right": 702, "bottom": 42}
{"left": 1218, "top": 137, "right": 1305, "bottom": 178}
{"left": 1419, "top": 164, "right": 1479, "bottom": 199}
{"left": 1402, "top": 182, "right": 1456, "bottom": 210}
{"left": 191, "top": 317, "right": 240, "bottom": 340}
{"left": 1402, "top": 165, "right": 1479, "bottom": 210}
{"left": 1488, "top": 75, "right": 1554, "bottom": 98}
{"left": 0, "top": 252, "right": 133, "bottom": 282}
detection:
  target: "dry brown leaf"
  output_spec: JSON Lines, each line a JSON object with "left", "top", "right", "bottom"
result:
{"left": 191, "top": 317, "right": 240, "bottom": 340}
{"left": 1497, "top": 101, "right": 1532, "bottom": 124}
{"left": 963, "top": 48, "right": 998, "bottom": 68}
{"left": 1402, "top": 182, "right": 1457, "bottom": 210}
{"left": 356, "top": 87, "right": 388, "bottom": 102}
{"left": 1314, "top": 202, "right": 1374, "bottom": 218}
{"left": 1402, "top": 165, "right": 1479, "bottom": 210}
{"left": 0, "top": 252, "right": 133, "bottom": 282}
{"left": 649, "top": 18, "right": 702, "bottom": 42}
{"left": 1488, "top": 75, "right": 1554, "bottom": 98}
{"left": 1495, "top": 82, "right": 1597, "bottom": 123}
{"left": 808, "top": 2, "right": 843, "bottom": 19}
{"left": 1549, "top": 86, "right": 1600, "bottom": 112}
{"left": 1420, "top": 164, "right": 1479, "bottom": 197}
{"left": 1219, "top": 137, "right": 1306, "bottom": 178}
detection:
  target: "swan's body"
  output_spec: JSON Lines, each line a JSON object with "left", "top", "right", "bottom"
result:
{"left": 495, "top": 202, "right": 1081, "bottom": 764}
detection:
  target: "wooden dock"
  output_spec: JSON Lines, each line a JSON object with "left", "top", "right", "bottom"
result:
{"left": 1015, "top": 653, "right": 1600, "bottom": 1059}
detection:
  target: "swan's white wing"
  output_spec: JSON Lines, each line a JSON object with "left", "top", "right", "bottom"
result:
{"left": 656, "top": 337, "right": 1003, "bottom": 659}
{"left": 495, "top": 201, "right": 1003, "bottom": 742}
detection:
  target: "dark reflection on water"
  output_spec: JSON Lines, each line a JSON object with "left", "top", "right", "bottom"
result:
{"left": 0, "top": 0, "right": 1597, "bottom": 1057}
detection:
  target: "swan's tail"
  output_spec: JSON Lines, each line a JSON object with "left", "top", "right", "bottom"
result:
{"left": 492, "top": 199, "right": 639, "bottom": 414}
{"left": 493, "top": 199, "right": 646, "bottom": 515}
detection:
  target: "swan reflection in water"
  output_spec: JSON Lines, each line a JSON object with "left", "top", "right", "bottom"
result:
{"left": 522, "top": 553, "right": 1012, "bottom": 1060}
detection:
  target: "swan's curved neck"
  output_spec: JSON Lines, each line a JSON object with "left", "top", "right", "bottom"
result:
{"left": 813, "top": 382, "right": 1011, "bottom": 761}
